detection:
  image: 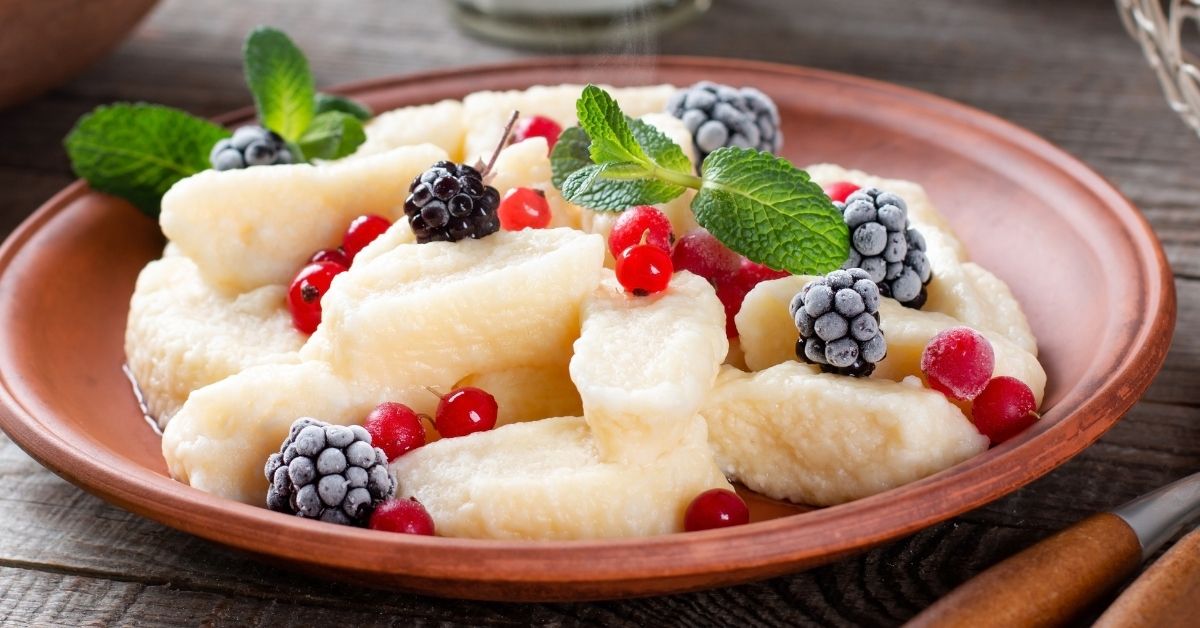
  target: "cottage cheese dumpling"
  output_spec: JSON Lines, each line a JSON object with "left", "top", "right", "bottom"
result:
{"left": 735, "top": 275, "right": 1045, "bottom": 404}
{"left": 355, "top": 99, "right": 465, "bottom": 160}
{"left": 392, "top": 415, "right": 730, "bottom": 540}
{"left": 570, "top": 272, "right": 727, "bottom": 463}
{"left": 161, "top": 144, "right": 446, "bottom": 293}
{"left": 702, "top": 362, "right": 989, "bottom": 506}
{"left": 163, "top": 361, "right": 434, "bottom": 503}
{"left": 303, "top": 228, "right": 604, "bottom": 386}
{"left": 456, "top": 365, "right": 582, "bottom": 427}
{"left": 126, "top": 255, "right": 304, "bottom": 427}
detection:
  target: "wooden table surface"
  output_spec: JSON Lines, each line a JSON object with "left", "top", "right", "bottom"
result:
{"left": 1, "top": 0, "right": 1198, "bottom": 625}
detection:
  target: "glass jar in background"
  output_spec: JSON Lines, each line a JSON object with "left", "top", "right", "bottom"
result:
{"left": 451, "top": 0, "right": 710, "bottom": 51}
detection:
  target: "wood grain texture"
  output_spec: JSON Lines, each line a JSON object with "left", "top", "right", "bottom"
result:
{"left": 0, "top": 0, "right": 1197, "bottom": 625}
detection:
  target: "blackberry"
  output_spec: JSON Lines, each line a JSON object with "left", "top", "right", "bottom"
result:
{"left": 665, "top": 81, "right": 782, "bottom": 163}
{"left": 210, "top": 125, "right": 294, "bottom": 171}
{"left": 838, "top": 187, "right": 933, "bottom": 309}
{"left": 404, "top": 160, "right": 501, "bottom": 243}
{"left": 265, "top": 418, "right": 395, "bottom": 527}
{"left": 790, "top": 268, "right": 887, "bottom": 377}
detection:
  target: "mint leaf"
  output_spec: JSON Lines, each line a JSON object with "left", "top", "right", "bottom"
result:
{"left": 576, "top": 85, "right": 648, "bottom": 166}
{"left": 693, "top": 147, "right": 849, "bottom": 274}
{"left": 560, "top": 164, "right": 685, "bottom": 211}
{"left": 296, "top": 111, "right": 366, "bottom": 160}
{"left": 64, "top": 103, "right": 230, "bottom": 217}
{"left": 315, "top": 92, "right": 372, "bottom": 121}
{"left": 628, "top": 118, "right": 691, "bottom": 176}
{"left": 244, "top": 27, "right": 315, "bottom": 142}
{"left": 550, "top": 126, "right": 592, "bottom": 189}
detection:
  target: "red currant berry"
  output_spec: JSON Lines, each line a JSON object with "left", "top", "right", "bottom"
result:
{"left": 287, "top": 261, "right": 346, "bottom": 334}
{"left": 671, "top": 229, "right": 742, "bottom": 284}
{"left": 737, "top": 258, "right": 789, "bottom": 284}
{"left": 364, "top": 402, "right": 426, "bottom": 460}
{"left": 920, "top": 327, "right": 995, "bottom": 400}
{"left": 715, "top": 279, "right": 752, "bottom": 339}
{"left": 342, "top": 214, "right": 392, "bottom": 261}
{"left": 309, "top": 247, "right": 351, "bottom": 268}
{"left": 972, "top": 376, "right": 1038, "bottom": 445}
{"left": 435, "top": 387, "right": 498, "bottom": 438}
{"left": 684, "top": 488, "right": 750, "bottom": 532}
{"left": 616, "top": 244, "right": 673, "bottom": 296}
{"left": 497, "top": 187, "right": 552, "bottom": 231}
{"left": 608, "top": 205, "right": 674, "bottom": 257}
{"left": 511, "top": 115, "right": 563, "bottom": 151}
{"left": 824, "top": 181, "right": 860, "bottom": 203}
{"left": 369, "top": 498, "right": 436, "bottom": 535}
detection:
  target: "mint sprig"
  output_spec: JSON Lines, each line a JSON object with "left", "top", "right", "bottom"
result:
{"left": 64, "top": 104, "right": 230, "bottom": 217}
{"left": 550, "top": 84, "right": 848, "bottom": 274}
{"left": 243, "top": 27, "right": 315, "bottom": 143}
{"left": 64, "top": 26, "right": 372, "bottom": 215}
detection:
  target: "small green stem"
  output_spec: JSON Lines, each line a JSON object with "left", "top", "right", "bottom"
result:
{"left": 652, "top": 165, "right": 703, "bottom": 190}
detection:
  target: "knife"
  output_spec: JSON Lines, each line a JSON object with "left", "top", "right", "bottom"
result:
{"left": 906, "top": 471, "right": 1200, "bottom": 627}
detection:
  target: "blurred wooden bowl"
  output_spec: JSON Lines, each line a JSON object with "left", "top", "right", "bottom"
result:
{"left": 0, "top": 0, "right": 159, "bottom": 108}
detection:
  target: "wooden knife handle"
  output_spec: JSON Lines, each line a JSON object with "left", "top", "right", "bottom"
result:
{"left": 905, "top": 513, "right": 1142, "bottom": 628}
{"left": 1094, "top": 527, "right": 1200, "bottom": 628}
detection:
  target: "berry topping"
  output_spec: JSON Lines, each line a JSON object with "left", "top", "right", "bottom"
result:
{"left": 823, "top": 181, "right": 860, "bottom": 203}
{"left": 209, "top": 125, "right": 294, "bottom": 171}
{"left": 363, "top": 402, "right": 426, "bottom": 460}
{"left": 684, "top": 488, "right": 750, "bottom": 532}
{"left": 670, "top": 229, "right": 742, "bottom": 285}
{"left": 511, "top": 115, "right": 563, "bottom": 151}
{"left": 309, "top": 247, "right": 351, "bottom": 268}
{"left": 717, "top": 259, "right": 791, "bottom": 338}
{"left": 404, "top": 160, "right": 501, "bottom": 243}
{"left": 497, "top": 187, "right": 552, "bottom": 231}
{"left": 609, "top": 205, "right": 674, "bottom": 257}
{"left": 666, "top": 81, "right": 782, "bottom": 163}
{"left": 737, "top": 258, "right": 789, "bottom": 284}
{"left": 265, "top": 418, "right": 395, "bottom": 526}
{"left": 342, "top": 214, "right": 392, "bottom": 261}
{"left": 971, "top": 376, "right": 1038, "bottom": 445}
{"left": 791, "top": 268, "right": 886, "bottom": 377}
{"left": 920, "top": 327, "right": 995, "bottom": 400}
{"left": 369, "top": 498, "right": 436, "bottom": 535}
{"left": 434, "top": 387, "right": 498, "bottom": 438}
{"left": 837, "top": 187, "right": 933, "bottom": 309}
{"left": 616, "top": 243, "right": 674, "bottom": 296}
{"left": 287, "top": 261, "right": 347, "bottom": 334}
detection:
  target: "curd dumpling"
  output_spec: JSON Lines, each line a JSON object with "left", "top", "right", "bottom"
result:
{"left": 126, "top": 255, "right": 304, "bottom": 427}
{"left": 355, "top": 99, "right": 465, "bottom": 160}
{"left": 160, "top": 144, "right": 447, "bottom": 293}
{"left": 701, "top": 362, "right": 988, "bottom": 506}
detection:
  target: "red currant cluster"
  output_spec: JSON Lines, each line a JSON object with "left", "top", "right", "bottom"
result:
{"left": 359, "top": 385, "right": 501, "bottom": 535}
{"left": 286, "top": 214, "right": 393, "bottom": 334}
{"left": 920, "top": 327, "right": 1039, "bottom": 445}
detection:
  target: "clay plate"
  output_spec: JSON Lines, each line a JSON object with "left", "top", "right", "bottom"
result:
{"left": 0, "top": 57, "right": 1176, "bottom": 601}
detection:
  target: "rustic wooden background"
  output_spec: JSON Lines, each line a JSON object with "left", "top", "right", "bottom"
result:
{"left": 1, "top": 0, "right": 1197, "bottom": 625}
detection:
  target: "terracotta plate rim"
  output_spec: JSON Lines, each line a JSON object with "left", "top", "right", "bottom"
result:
{"left": 0, "top": 56, "right": 1177, "bottom": 598}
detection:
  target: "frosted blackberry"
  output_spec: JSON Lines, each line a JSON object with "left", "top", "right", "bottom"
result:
{"left": 404, "top": 160, "right": 501, "bottom": 243}
{"left": 209, "top": 125, "right": 294, "bottom": 171}
{"left": 790, "top": 268, "right": 886, "bottom": 377}
{"left": 265, "top": 418, "right": 395, "bottom": 527}
{"left": 838, "top": 187, "right": 933, "bottom": 309}
{"left": 665, "top": 81, "right": 782, "bottom": 162}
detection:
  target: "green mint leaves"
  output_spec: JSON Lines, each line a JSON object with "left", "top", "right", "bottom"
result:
{"left": 243, "top": 26, "right": 315, "bottom": 143}
{"left": 242, "top": 27, "right": 367, "bottom": 160}
{"left": 696, "top": 148, "right": 849, "bottom": 274}
{"left": 65, "top": 104, "right": 231, "bottom": 216}
{"left": 550, "top": 84, "right": 848, "bottom": 275}
{"left": 64, "top": 26, "right": 373, "bottom": 217}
